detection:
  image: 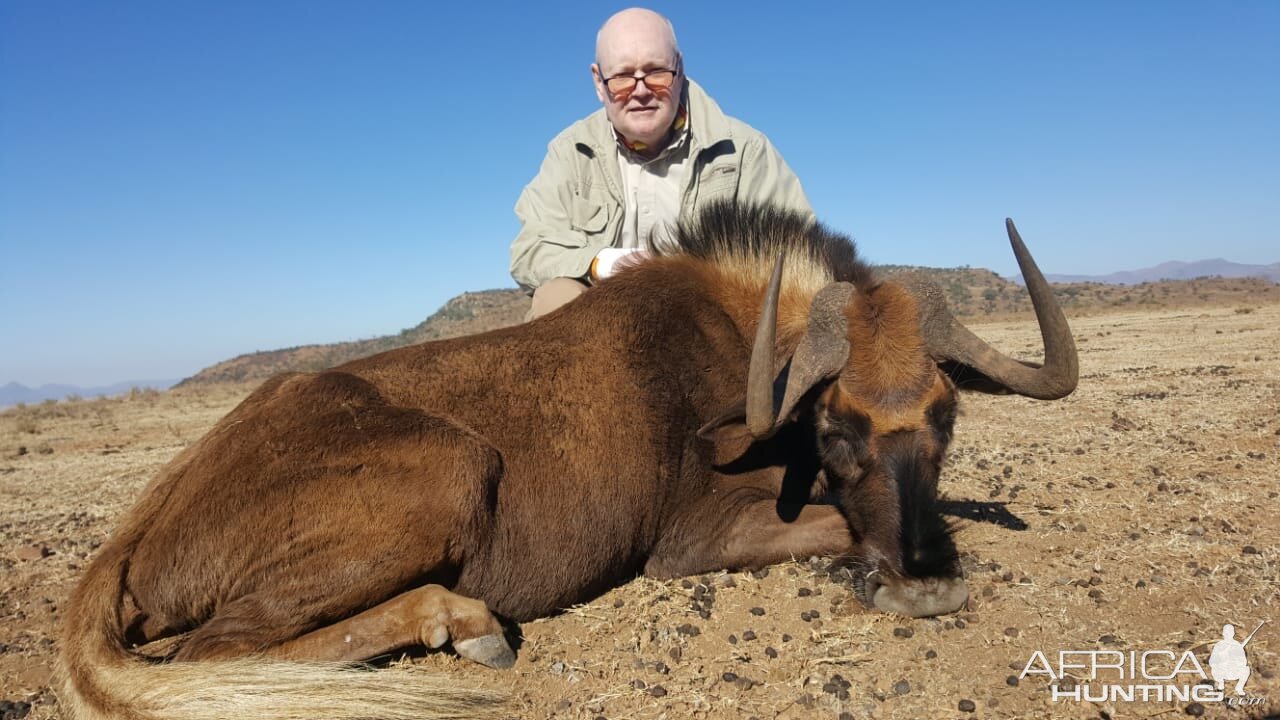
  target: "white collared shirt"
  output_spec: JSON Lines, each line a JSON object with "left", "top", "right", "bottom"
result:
{"left": 615, "top": 126, "right": 691, "bottom": 252}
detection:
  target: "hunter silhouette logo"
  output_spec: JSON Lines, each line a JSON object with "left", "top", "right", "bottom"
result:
{"left": 1020, "top": 619, "right": 1268, "bottom": 705}
{"left": 1209, "top": 621, "right": 1264, "bottom": 696}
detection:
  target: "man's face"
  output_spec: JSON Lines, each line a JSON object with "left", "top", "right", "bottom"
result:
{"left": 592, "top": 27, "right": 683, "bottom": 152}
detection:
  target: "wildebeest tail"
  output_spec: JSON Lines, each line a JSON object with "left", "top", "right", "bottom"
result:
{"left": 58, "top": 543, "right": 503, "bottom": 720}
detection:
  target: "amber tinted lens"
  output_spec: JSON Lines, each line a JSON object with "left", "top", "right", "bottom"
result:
{"left": 606, "top": 76, "right": 638, "bottom": 96}
{"left": 642, "top": 70, "right": 675, "bottom": 90}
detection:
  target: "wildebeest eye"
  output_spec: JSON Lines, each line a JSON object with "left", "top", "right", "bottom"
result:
{"left": 819, "top": 410, "right": 871, "bottom": 481}
{"left": 821, "top": 436, "right": 862, "bottom": 480}
{"left": 927, "top": 398, "right": 958, "bottom": 445}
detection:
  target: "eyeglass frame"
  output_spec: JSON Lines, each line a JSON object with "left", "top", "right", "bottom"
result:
{"left": 597, "top": 66, "right": 681, "bottom": 100}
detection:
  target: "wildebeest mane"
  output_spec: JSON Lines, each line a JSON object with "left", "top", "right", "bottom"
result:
{"left": 669, "top": 201, "right": 875, "bottom": 290}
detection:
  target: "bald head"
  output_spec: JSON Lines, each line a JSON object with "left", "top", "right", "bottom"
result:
{"left": 595, "top": 8, "right": 680, "bottom": 73}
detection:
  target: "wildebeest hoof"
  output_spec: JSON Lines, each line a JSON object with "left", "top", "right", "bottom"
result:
{"left": 455, "top": 634, "right": 516, "bottom": 669}
{"left": 872, "top": 576, "right": 968, "bottom": 618}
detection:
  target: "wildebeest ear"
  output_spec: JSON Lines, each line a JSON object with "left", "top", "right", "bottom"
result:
{"left": 697, "top": 405, "right": 752, "bottom": 442}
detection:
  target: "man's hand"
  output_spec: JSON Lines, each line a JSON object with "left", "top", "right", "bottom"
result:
{"left": 590, "top": 248, "right": 652, "bottom": 282}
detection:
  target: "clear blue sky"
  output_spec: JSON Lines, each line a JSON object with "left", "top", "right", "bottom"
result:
{"left": 2, "top": 1, "right": 1276, "bottom": 387}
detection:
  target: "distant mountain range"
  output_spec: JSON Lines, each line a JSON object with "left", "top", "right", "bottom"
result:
{"left": 1017, "top": 259, "right": 1280, "bottom": 285}
{"left": 0, "top": 379, "right": 178, "bottom": 408}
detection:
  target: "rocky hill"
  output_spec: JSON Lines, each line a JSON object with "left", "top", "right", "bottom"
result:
{"left": 177, "top": 270, "right": 1278, "bottom": 388}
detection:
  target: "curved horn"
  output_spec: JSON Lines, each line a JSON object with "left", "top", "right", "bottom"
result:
{"left": 745, "top": 253, "right": 786, "bottom": 437}
{"left": 901, "top": 219, "right": 1078, "bottom": 399}
{"left": 746, "top": 257, "right": 857, "bottom": 439}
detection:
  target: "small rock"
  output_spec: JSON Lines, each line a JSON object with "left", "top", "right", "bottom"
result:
{"left": 797, "top": 587, "right": 812, "bottom": 597}
{"left": 742, "top": 630, "right": 757, "bottom": 641}
{"left": 749, "top": 606, "right": 765, "bottom": 616}
{"left": 648, "top": 685, "right": 667, "bottom": 698}
{"left": 727, "top": 634, "right": 738, "bottom": 645}
{"left": 892, "top": 679, "right": 911, "bottom": 695}
{"left": 781, "top": 634, "right": 793, "bottom": 643}
{"left": 722, "top": 671, "right": 738, "bottom": 682}
{"left": 958, "top": 699, "right": 976, "bottom": 713}
{"left": 893, "top": 627, "right": 914, "bottom": 639}
{"left": 1003, "top": 627, "right": 1019, "bottom": 638}
{"left": 14, "top": 544, "right": 51, "bottom": 562}
{"left": 734, "top": 676, "right": 754, "bottom": 690}
{"left": 1006, "top": 675, "right": 1020, "bottom": 687}
{"left": 954, "top": 619, "right": 967, "bottom": 629}
{"left": 1185, "top": 701, "right": 1205, "bottom": 716}
{"left": 925, "top": 649, "right": 937, "bottom": 659}
{"left": 676, "top": 623, "right": 700, "bottom": 637}
{"left": 1242, "top": 545, "right": 1259, "bottom": 555}
{"left": 764, "top": 646, "right": 778, "bottom": 658}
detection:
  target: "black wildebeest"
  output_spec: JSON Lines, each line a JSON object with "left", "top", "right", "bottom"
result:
{"left": 61, "top": 203, "right": 1076, "bottom": 719}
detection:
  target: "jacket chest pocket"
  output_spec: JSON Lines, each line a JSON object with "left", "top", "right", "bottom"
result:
{"left": 571, "top": 200, "right": 609, "bottom": 234}
{"left": 692, "top": 163, "right": 739, "bottom": 209}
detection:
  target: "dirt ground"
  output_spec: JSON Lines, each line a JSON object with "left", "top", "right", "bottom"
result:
{"left": 2, "top": 302, "right": 1277, "bottom": 720}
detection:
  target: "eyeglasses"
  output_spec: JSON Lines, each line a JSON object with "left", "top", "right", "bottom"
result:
{"left": 601, "top": 68, "right": 678, "bottom": 99}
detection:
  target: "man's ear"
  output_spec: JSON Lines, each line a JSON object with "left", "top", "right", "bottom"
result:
{"left": 591, "top": 64, "right": 607, "bottom": 104}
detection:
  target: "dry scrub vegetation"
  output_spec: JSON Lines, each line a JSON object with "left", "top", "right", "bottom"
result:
{"left": 2, "top": 302, "right": 1278, "bottom": 719}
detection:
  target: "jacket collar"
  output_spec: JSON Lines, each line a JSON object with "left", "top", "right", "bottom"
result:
{"left": 583, "top": 78, "right": 735, "bottom": 199}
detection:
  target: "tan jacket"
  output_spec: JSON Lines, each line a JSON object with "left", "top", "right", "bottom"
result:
{"left": 510, "top": 80, "right": 813, "bottom": 291}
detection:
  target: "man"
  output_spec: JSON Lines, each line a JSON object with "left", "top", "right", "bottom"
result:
{"left": 510, "top": 7, "right": 813, "bottom": 319}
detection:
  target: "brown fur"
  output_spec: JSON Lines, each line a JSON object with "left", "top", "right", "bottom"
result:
{"left": 59, "top": 203, "right": 1052, "bottom": 719}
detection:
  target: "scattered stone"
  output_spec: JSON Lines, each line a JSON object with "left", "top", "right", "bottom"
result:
{"left": 741, "top": 630, "right": 757, "bottom": 641}
{"left": 722, "top": 671, "right": 738, "bottom": 682}
{"left": 1184, "top": 701, "right": 1205, "bottom": 716}
{"left": 734, "top": 676, "right": 754, "bottom": 690}
{"left": 764, "top": 646, "right": 778, "bottom": 658}
{"left": 668, "top": 646, "right": 681, "bottom": 661}
{"left": 647, "top": 685, "right": 667, "bottom": 698}
{"left": 954, "top": 619, "right": 967, "bottom": 629}
{"left": 727, "top": 634, "right": 738, "bottom": 645}
{"left": 781, "top": 634, "right": 793, "bottom": 643}
{"left": 14, "top": 544, "right": 51, "bottom": 562}
{"left": 749, "top": 606, "right": 766, "bottom": 616}
{"left": 1003, "top": 627, "right": 1019, "bottom": 638}
{"left": 1006, "top": 675, "right": 1020, "bottom": 687}
{"left": 925, "top": 649, "right": 937, "bottom": 659}
{"left": 675, "top": 623, "right": 700, "bottom": 637}
{"left": 892, "top": 680, "right": 911, "bottom": 695}
{"left": 1242, "top": 545, "right": 1260, "bottom": 555}
{"left": 751, "top": 568, "right": 770, "bottom": 579}
{"left": 958, "top": 699, "right": 976, "bottom": 713}
{"left": 797, "top": 587, "right": 812, "bottom": 597}
{"left": 893, "top": 627, "right": 914, "bottom": 639}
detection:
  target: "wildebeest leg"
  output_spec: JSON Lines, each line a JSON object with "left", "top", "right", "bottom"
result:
{"left": 174, "top": 585, "right": 513, "bottom": 668}
{"left": 643, "top": 494, "right": 853, "bottom": 579}
{"left": 264, "top": 584, "right": 514, "bottom": 668}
